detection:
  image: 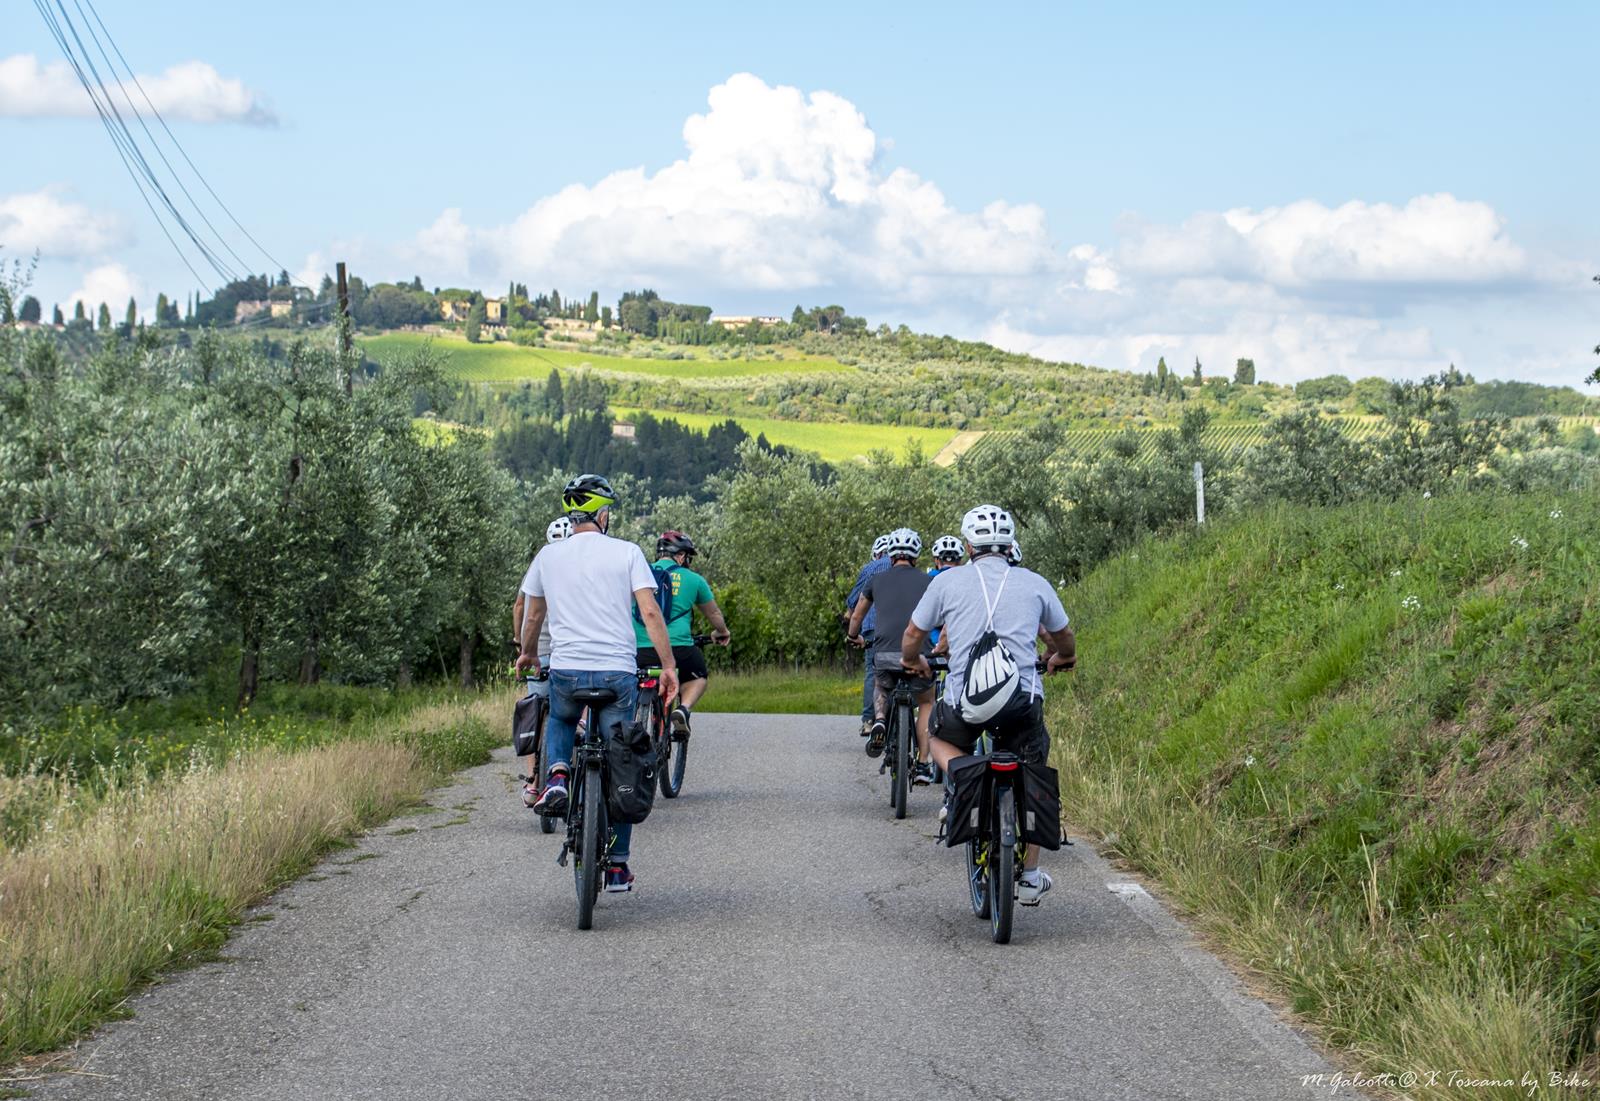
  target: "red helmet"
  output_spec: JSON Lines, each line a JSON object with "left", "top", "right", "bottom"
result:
{"left": 657, "top": 531, "right": 697, "bottom": 559}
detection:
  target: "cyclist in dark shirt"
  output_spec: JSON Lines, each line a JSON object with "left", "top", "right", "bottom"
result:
{"left": 846, "top": 528, "right": 937, "bottom": 785}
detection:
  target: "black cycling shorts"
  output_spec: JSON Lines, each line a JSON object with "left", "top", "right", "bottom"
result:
{"left": 635, "top": 645, "right": 708, "bottom": 682}
{"left": 931, "top": 697, "right": 1050, "bottom": 763}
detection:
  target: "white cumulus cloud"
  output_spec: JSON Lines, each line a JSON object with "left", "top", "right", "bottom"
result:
{"left": 0, "top": 53, "right": 275, "bottom": 126}
{"left": 1119, "top": 194, "right": 1538, "bottom": 289}
{"left": 0, "top": 188, "right": 129, "bottom": 258}
{"left": 66, "top": 262, "right": 141, "bottom": 316}
{"left": 424, "top": 73, "right": 1055, "bottom": 299}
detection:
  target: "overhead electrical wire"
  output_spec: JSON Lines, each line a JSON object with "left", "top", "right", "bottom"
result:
{"left": 32, "top": 0, "right": 341, "bottom": 323}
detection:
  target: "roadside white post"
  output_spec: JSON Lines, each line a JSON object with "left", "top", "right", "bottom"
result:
{"left": 1194, "top": 461, "right": 1206, "bottom": 525}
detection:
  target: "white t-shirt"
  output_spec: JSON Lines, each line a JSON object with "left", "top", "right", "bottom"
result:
{"left": 911, "top": 557, "right": 1069, "bottom": 706}
{"left": 521, "top": 530, "right": 658, "bottom": 672}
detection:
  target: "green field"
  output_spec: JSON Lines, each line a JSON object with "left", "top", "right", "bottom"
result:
{"left": 615, "top": 407, "right": 957, "bottom": 463}
{"left": 364, "top": 332, "right": 851, "bottom": 382}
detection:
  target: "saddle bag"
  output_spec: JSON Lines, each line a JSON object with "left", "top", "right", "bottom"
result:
{"left": 941, "top": 754, "right": 991, "bottom": 848}
{"left": 511, "top": 693, "right": 543, "bottom": 758}
{"left": 604, "top": 719, "right": 659, "bottom": 825}
{"left": 1018, "top": 760, "right": 1064, "bottom": 850}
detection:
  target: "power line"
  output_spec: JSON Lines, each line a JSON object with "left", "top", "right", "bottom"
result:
{"left": 70, "top": 0, "right": 254, "bottom": 279}
{"left": 30, "top": 0, "right": 216, "bottom": 293}
{"left": 76, "top": 0, "right": 298, "bottom": 282}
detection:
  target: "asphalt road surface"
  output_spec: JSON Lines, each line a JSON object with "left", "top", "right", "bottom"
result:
{"left": 33, "top": 713, "right": 1344, "bottom": 1101}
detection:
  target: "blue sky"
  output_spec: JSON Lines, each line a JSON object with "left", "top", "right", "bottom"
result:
{"left": 4, "top": 1, "right": 1596, "bottom": 385}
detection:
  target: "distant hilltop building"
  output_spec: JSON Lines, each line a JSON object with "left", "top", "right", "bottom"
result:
{"left": 711, "top": 315, "right": 784, "bottom": 329}
{"left": 440, "top": 297, "right": 505, "bottom": 323}
{"left": 235, "top": 300, "right": 269, "bottom": 323}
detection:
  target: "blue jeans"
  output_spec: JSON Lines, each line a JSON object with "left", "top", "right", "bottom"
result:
{"left": 860, "top": 632, "right": 876, "bottom": 721}
{"left": 546, "top": 668, "right": 638, "bottom": 862}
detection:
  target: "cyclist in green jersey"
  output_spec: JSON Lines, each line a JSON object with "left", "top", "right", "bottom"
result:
{"left": 633, "top": 531, "right": 731, "bottom": 739}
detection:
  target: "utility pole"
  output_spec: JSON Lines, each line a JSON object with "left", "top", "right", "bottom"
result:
{"left": 336, "top": 261, "right": 353, "bottom": 395}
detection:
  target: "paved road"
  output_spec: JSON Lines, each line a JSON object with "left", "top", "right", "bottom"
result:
{"left": 34, "top": 714, "right": 1341, "bottom": 1101}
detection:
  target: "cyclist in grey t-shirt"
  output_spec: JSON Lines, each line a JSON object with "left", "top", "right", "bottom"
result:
{"left": 903, "top": 504, "right": 1075, "bottom": 906}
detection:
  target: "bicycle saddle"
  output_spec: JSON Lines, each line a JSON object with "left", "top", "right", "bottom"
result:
{"left": 568, "top": 686, "right": 620, "bottom": 706}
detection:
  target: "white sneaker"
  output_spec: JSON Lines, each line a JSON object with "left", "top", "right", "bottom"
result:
{"left": 521, "top": 780, "right": 540, "bottom": 808}
{"left": 1017, "top": 870, "right": 1052, "bottom": 906}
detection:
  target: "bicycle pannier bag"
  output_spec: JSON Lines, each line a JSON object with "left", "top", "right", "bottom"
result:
{"left": 942, "top": 755, "right": 991, "bottom": 848}
{"left": 604, "top": 719, "right": 658, "bottom": 825}
{"left": 1019, "top": 760, "right": 1064, "bottom": 850}
{"left": 512, "top": 693, "right": 542, "bottom": 757}
{"left": 958, "top": 567, "right": 1022, "bottom": 724}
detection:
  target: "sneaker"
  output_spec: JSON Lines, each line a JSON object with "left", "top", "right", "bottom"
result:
{"left": 669, "top": 706, "right": 691, "bottom": 742}
{"left": 1017, "top": 870, "right": 1053, "bottom": 907}
{"left": 912, "top": 762, "right": 934, "bottom": 786}
{"left": 859, "top": 720, "right": 872, "bottom": 738}
{"left": 865, "top": 720, "right": 886, "bottom": 758}
{"left": 521, "top": 778, "right": 540, "bottom": 808}
{"left": 532, "top": 771, "right": 568, "bottom": 816}
{"left": 604, "top": 863, "right": 635, "bottom": 893}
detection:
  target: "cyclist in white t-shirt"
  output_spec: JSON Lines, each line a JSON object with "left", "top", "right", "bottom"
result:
{"left": 516, "top": 475, "right": 678, "bottom": 894}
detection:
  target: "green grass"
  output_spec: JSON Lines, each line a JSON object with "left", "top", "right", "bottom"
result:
{"left": 364, "top": 332, "right": 851, "bottom": 382}
{"left": 694, "top": 667, "right": 862, "bottom": 715}
{"left": 615, "top": 407, "right": 957, "bottom": 463}
{"left": 1051, "top": 491, "right": 1600, "bottom": 1093}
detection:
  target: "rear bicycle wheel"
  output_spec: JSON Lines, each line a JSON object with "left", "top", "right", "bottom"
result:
{"left": 990, "top": 789, "right": 1016, "bottom": 944}
{"left": 575, "top": 761, "right": 604, "bottom": 930}
{"left": 535, "top": 704, "right": 554, "bottom": 834}
{"left": 658, "top": 697, "right": 688, "bottom": 798}
{"left": 891, "top": 704, "right": 909, "bottom": 819}
{"left": 967, "top": 838, "right": 991, "bottom": 918}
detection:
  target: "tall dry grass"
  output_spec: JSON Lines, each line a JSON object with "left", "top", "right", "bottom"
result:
{"left": 0, "top": 695, "right": 502, "bottom": 1063}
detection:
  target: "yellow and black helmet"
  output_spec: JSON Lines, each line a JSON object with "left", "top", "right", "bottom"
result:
{"left": 562, "top": 474, "right": 618, "bottom": 518}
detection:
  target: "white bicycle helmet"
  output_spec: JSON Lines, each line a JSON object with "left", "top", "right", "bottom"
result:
{"left": 885, "top": 527, "right": 922, "bottom": 559}
{"left": 1006, "top": 540, "right": 1023, "bottom": 566}
{"left": 931, "top": 534, "right": 963, "bottom": 563}
{"left": 871, "top": 533, "right": 893, "bottom": 558}
{"left": 546, "top": 516, "right": 573, "bottom": 543}
{"left": 961, "top": 504, "right": 1015, "bottom": 552}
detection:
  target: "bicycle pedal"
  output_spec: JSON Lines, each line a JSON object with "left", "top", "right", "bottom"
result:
{"left": 556, "top": 847, "right": 569, "bottom": 868}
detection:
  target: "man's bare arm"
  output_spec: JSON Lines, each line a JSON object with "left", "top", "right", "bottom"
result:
{"left": 515, "top": 595, "right": 547, "bottom": 673}
{"left": 901, "top": 623, "right": 932, "bottom": 677}
{"left": 1043, "top": 624, "right": 1076, "bottom": 672}
{"left": 846, "top": 596, "right": 871, "bottom": 642}
{"left": 697, "top": 599, "right": 732, "bottom": 644}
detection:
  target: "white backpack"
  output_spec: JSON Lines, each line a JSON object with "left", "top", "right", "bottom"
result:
{"left": 958, "top": 566, "right": 1023, "bottom": 724}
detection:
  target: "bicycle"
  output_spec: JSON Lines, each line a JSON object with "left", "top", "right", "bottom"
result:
{"left": 514, "top": 671, "right": 557, "bottom": 835}
{"left": 635, "top": 634, "right": 712, "bottom": 800}
{"left": 958, "top": 658, "right": 1053, "bottom": 945}
{"left": 878, "top": 654, "right": 948, "bottom": 820}
{"left": 554, "top": 683, "right": 626, "bottom": 931}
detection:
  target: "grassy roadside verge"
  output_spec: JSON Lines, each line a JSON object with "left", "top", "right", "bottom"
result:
{"left": 693, "top": 667, "right": 861, "bottom": 715}
{"left": 1050, "top": 492, "right": 1600, "bottom": 1098}
{"left": 0, "top": 691, "right": 503, "bottom": 1065}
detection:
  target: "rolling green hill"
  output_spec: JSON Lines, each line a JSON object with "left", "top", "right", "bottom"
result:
{"left": 362, "top": 331, "right": 851, "bottom": 382}
{"left": 1052, "top": 492, "right": 1600, "bottom": 1086}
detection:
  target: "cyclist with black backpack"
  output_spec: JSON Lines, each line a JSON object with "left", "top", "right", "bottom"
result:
{"left": 902, "top": 505, "right": 1075, "bottom": 905}
{"left": 633, "top": 531, "right": 731, "bottom": 739}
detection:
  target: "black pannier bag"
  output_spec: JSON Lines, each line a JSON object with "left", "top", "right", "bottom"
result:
{"left": 1019, "top": 760, "right": 1064, "bottom": 850}
{"left": 604, "top": 719, "right": 658, "bottom": 825}
{"left": 512, "top": 693, "right": 542, "bottom": 757}
{"left": 942, "top": 755, "right": 991, "bottom": 848}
